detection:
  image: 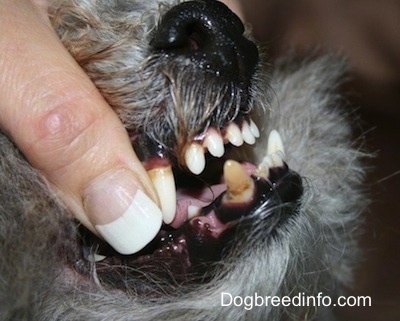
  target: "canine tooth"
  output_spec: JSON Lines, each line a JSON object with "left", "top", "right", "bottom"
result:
{"left": 241, "top": 121, "right": 256, "bottom": 145}
{"left": 204, "top": 129, "right": 224, "bottom": 157}
{"left": 263, "top": 153, "right": 284, "bottom": 168}
{"left": 225, "top": 123, "right": 244, "bottom": 146}
{"left": 185, "top": 143, "right": 206, "bottom": 175}
{"left": 223, "top": 160, "right": 255, "bottom": 203}
{"left": 267, "top": 129, "right": 285, "bottom": 158}
{"left": 249, "top": 119, "right": 260, "bottom": 138}
{"left": 187, "top": 205, "right": 201, "bottom": 219}
{"left": 148, "top": 166, "right": 176, "bottom": 224}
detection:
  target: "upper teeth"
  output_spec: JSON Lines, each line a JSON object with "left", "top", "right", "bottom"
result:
{"left": 249, "top": 119, "right": 260, "bottom": 138}
{"left": 226, "top": 122, "right": 244, "bottom": 147}
{"left": 184, "top": 143, "right": 206, "bottom": 175}
{"left": 145, "top": 125, "right": 287, "bottom": 233}
{"left": 267, "top": 129, "right": 285, "bottom": 158}
{"left": 258, "top": 129, "right": 285, "bottom": 176}
{"left": 184, "top": 118, "right": 260, "bottom": 175}
{"left": 203, "top": 128, "right": 225, "bottom": 158}
{"left": 241, "top": 121, "right": 256, "bottom": 145}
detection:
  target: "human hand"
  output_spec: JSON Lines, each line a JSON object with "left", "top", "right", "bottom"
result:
{"left": 0, "top": 0, "right": 162, "bottom": 255}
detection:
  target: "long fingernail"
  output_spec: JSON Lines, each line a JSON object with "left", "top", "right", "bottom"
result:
{"left": 83, "top": 169, "right": 162, "bottom": 255}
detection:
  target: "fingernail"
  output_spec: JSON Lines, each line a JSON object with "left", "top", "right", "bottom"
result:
{"left": 83, "top": 169, "right": 162, "bottom": 255}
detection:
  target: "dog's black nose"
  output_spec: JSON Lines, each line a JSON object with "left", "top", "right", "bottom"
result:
{"left": 150, "top": 0, "right": 259, "bottom": 81}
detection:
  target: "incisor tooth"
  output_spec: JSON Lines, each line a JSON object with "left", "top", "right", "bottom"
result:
{"left": 249, "top": 118, "right": 260, "bottom": 138}
{"left": 185, "top": 143, "right": 206, "bottom": 175}
{"left": 223, "top": 160, "right": 255, "bottom": 203}
{"left": 225, "top": 123, "right": 244, "bottom": 147}
{"left": 187, "top": 205, "right": 201, "bottom": 219}
{"left": 204, "top": 129, "right": 224, "bottom": 157}
{"left": 267, "top": 129, "right": 285, "bottom": 158}
{"left": 241, "top": 121, "right": 256, "bottom": 145}
{"left": 148, "top": 166, "right": 176, "bottom": 224}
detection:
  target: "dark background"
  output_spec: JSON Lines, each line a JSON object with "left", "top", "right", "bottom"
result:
{"left": 237, "top": 0, "right": 400, "bottom": 319}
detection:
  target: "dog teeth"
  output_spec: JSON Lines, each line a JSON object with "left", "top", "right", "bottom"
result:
{"left": 241, "top": 121, "right": 256, "bottom": 145}
{"left": 266, "top": 153, "right": 285, "bottom": 168}
{"left": 249, "top": 118, "right": 260, "bottom": 138}
{"left": 203, "top": 128, "right": 225, "bottom": 157}
{"left": 185, "top": 119, "right": 260, "bottom": 174}
{"left": 225, "top": 122, "right": 244, "bottom": 147}
{"left": 86, "top": 253, "right": 107, "bottom": 263}
{"left": 148, "top": 165, "right": 177, "bottom": 224}
{"left": 185, "top": 143, "right": 206, "bottom": 175}
{"left": 223, "top": 160, "right": 255, "bottom": 203}
{"left": 257, "top": 130, "right": 285, "bottom": 176}
{"left": 187, "top": 205, "right": 201, "bottom": 219}
{"left": 267, "top": 129, "right": 285, "bottom": 158}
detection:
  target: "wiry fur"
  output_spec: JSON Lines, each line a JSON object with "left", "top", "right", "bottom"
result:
{"left": 0, "top": 1, "right": 367, "bottom": 320}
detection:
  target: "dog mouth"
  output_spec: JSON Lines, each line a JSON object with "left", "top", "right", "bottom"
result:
{"left": 73, "top": 0, "right": 303, "bottom": 294}
{"left": 133, "top": 115, "right": 262, "bottom": 225}
{"left": 79, "top": 127, "right": 303, "bottom": 293}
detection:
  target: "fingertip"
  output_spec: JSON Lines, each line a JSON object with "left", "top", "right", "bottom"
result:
{"left": 83, "top": 169, "right": 162, "bottom": 254}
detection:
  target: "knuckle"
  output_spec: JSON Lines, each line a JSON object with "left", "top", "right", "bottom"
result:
{"left": 27, "top": 102, "right": 100, "bottom": 170}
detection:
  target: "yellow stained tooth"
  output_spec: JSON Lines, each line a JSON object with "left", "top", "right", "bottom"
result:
{"left": 223, "top": 160, "right": 255, "bottom": 203}
{"left": 147, "top": 165, "right": 176, "bottom": 224}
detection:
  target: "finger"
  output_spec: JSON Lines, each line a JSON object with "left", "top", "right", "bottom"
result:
{"left": 0, "top": 0, "right": 162, "bottom": 254}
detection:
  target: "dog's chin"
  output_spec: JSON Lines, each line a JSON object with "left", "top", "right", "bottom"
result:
{"left": 77, "top": 126, "right": 304, "bottom": 296}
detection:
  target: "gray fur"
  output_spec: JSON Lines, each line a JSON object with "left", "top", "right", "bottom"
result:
{"left": 0, "top": 1, "right": 368, "bottom": 320}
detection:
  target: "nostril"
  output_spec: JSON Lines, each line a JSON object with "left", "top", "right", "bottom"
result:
{"left": 150, "top": 2, "right": 215, "bottom": 55}
{"left": 151, "top": 20, "right": 208, "bottom": 55}
{"left": 150, "top": 0, "right": 259, "bottom": 80}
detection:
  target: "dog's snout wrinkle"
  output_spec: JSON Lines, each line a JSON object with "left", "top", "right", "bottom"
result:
{"left": 150, "top": 0, "right": 258, "bottom": 80}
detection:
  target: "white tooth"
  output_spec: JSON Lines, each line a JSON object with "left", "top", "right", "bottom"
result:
{"left": 241, "top": 121, "right": 256, "bottom": 145}
{"left": 204, "top": 129, "right": 225, "bottom": 157}
{"left": 185, "top": 143, "right": 206, "bottom": 175}
{"left": 263, "top": 153, "right": 284, "bottom": 168}
{"left": 187, "top": 205, "right": 201, "bottom": 219}
{"left": 249, "top": 118, "right": 260, "bottom": 138}
{"left": 267, "top": 129, "right": 285, "bottom": 158}
{"left": 148, "top": 166, "right": 176, "bottom": 224}
{"left": 225, "top": 122, "right": 244, "bottom": 147}
{"left": 256, "top": 163, "right": 270, "bottom": 178}
{"left": 87, "top": 253, "right": 107, "bottom": 263}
